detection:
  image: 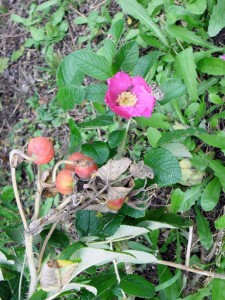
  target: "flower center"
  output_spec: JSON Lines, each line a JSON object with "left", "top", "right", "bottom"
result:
{"left": 116, "top": 91, "right": 137, "bottom": 107}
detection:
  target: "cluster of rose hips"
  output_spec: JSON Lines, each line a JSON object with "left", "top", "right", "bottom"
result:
{"left": 27, "top": 136, "right": 125, "bottom": 210}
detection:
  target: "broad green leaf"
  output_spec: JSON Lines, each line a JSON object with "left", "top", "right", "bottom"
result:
{"left": 160, "top": 78, "right": 186, "bottom": 104}
{"left": 121, "top": 203, "right": 145, "bottom": 218}
{"left": 186, "top": 0, "right": 207, "bottom": 14}
{"left": 105, "top": 225, "right": 149, "bottom": 242}
{"left": 198, "top": 133, "right": 225, "bottom": 150}
{"left": 144, "top": 147, "right": 181, "bottom": 185}
{"left": 136, "top": 113, "right": 170, "bottom": 130}
{"left": 109, "top": 19, "right": 124, "bottom": 43}
{"left": 87, "top": 273, "right": 117, "bottom": 298}
{"left": 171, "top": 188, "right": 184, "bottom": 214}
{"left": 82, "top": 142, "right": 109, "bottom": 165}
{"left": 108, "top": 129, "right": 126, "bottom": 148}
{"left": 41, "top": 229, "right": 70, "bottom": 248}
{"left": 70, "top": 50, "right": 113, "bottom": 80}
{"left": 208, "top": 0, "right": 225, "bottom": 37}
{"left": 1, "top": 186, "right": 15, "bottom": 202}
{"left": 117, "top": 0, "right": 169, "bottom": 47}
{"left": 133, "top": 51, "right": 162, "bottom": 78}
{"left": 58, "top": 242, "right": 85, "bottom": 260}
{"left": 147, "top": 127, "right": 162, "bottom": 148}
{"left": 212, "top": 279, "right": 225, "bottom": 300}
{"left": 120, "top": 274, "right": 155, "bottom": 298}
{"left": 52, "top": 5, "right": 65, "bottom": 26}
{"left": 86, "top": 83, "right": 107, "bottom": 104}
{"left": 57, "top": 85, "right": 86, "bottom": 110}
{"left": 78, "top": 115, "right": 114, "bottom": 127}
{"left": 199, "top": 153, "right": 225, "bottom": 190}
{"left": 197, "top": 57, "right": 225, "bottom": 76}
{"left": 155, "top": 270, "right": 181, "bottom": 292}
{"left": 98, "top": 213, "right": 124, "bottom": 237}
{"left": 5, "top": 226, "right": 24, "bottom": 245}
{"left": 167, "top": 5, "right": 201, "bottom": 27}
{"left": 178, "top": 182, "right": 207, "bottom": 212}
{"left": 174, "top": 47, "right": 198, "bottom": 102}
{"left": 167, "top": 25, "right": 217, "bottom": 49}
{"left": 75, "top": 210, "right": 100, "bottom": 237}
{"left": 57, "top": 54, "right": 84, "bottom": 87}
{"left": 69, "top": 119, "right": 82, "bottom": 152}
{"left": 102, "top": 40, "right": 116, "bottom": 63}
{"left": 198, "top": 78, "right": 219, "bottom": 96}
{"left": 201, "top": 178, "right": 221, "bottom": 211}
{"left": 114, "top": 41, "right": 139, "bottom": 73}
{"left": 29, "top": 290, "right": 48, "bottom": 300}
{"left": 157, "top": 128, "right": 205, "bottom": 146}
{"left": 194, "top": 206, "right": 213, "bottom": 250}
{"left": 162, "top": 143, "right": 192, "bottom": 158}
{"left": 0, "top": 281, "right": 12, "bottom": 300}
{"left": 215, "top": 215, "right": 225, "bottom": 229}
{"left": 30, "top": 26, "right": 45, "bottom": 41}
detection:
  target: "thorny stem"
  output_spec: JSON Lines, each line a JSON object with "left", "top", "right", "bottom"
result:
{"left": 37, "top": 223, "right": 58, "bottom": 274}
{"left": 110, "top": 242, "right": 127, "bottom": 300}
{"left": 116, "top": 118, "right": 132, "bottom": 159}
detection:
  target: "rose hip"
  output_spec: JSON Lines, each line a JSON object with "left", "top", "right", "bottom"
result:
{"left": 28, "top": 137, "right": 54, "bottom": 165}
{"left": 55, "top": 169, "right": 75, "bottom": 195}
{"left": 106, "top": 198, "right": 126, "bottom": 211}
{"left": 65, "top": 152, "right": 86, "bottom": 170}
{"left": 74, "top": 156, "right": 98, "bottom": 180}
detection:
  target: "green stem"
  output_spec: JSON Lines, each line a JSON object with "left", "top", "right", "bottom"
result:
{"left": 116, "top": 118, "right": 132, "bottom": 159}
{"left": 172, "top": 100, "right": 188, "bottom": 125}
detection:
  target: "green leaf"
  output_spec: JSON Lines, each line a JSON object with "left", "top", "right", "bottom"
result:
{"left": 208, "top": 0, "right": 225, "bottom": 37}
{"left": 88, "top": 273, "right": 117, "bottom": 298}
{"left": 144, "top": 147, "right": 181, "bottom": 186}
{"left": 108, "top": 129, "right": 126, "bottom": 148}
{"left": 58, "top": 242, "right": 85, "bottom": 260}
{"left": 171, "top": 188, "right": 184, "bottom": 214}
{"left": 86, "top": 83, "right": 107, "bottom": 104}
{"left": 136, "top": 113, "right": 170, "bottom": 130}
{"left": 186, "top": 0, "right": 207, "bottom": 15}
{"left": 167, "top": 25, "right": 217, "bottom": 49}
{"left": 29, "top": 290, "right": 48, "bottom": 300}
{"left": 197, "top": 57, "right": 225, "bottom": 76}
{"left": 155, "top": 270, "right": 181, "bottom": 292}
{"left": 157, "top": 265, "right": 181, "bottom": 299}
{"left": 1, "top": 186, "right": 15, "bottom": 202}
{"left": 157, "top": 128, "right": 206, "bottom": 146}
{"left": 120, "top": 274, "right": 155, "bottom": 298}
{"left": 5, "top": 226, "right": 24, "bottom": 245}
{"left": 0, "top": 281, "right": 12, "bottom": 300}
{"left": 36, "top": 0, "right": 58, "bottom": 11}
{"left": 198, "top": 132, "right": 225, "bottom": 149}
{"left": 160, "top": 78, "right": 186, "bottom": 104}
{"left": 133, "top": 51, "right": 161, "bottom": 78}
{"left": 30, "top": 26, "right": 45, "bottom": 41}
{"left": 75, "top": 210, "right": 100, "bottom": 237}
{"left": 121, "top": 203, "right": 145, "bottom": 218}
{"left": 69, "top": 119, "right": 82, "bottom": 152}
{"left": 70, "top": 50, "right": 113, "bottom": 80}
{"left": 98, "top": 213, "right": 124, "bottom": 237}
{"left": 41, "top": 229, "right": 70, "bottom": 248}
{"left": 215, "top": 215, "right": 225, "bottom": 229}
{"left": 114, "top": 41, "right": 139, "bottom": 73}
{"left": 177, "top": 285, "right": 211, "bottom": 300}
{"left": 82, "top": 142, "right": 110, "bottom": 165}
{"left": 147, "top": 127, "right": 162, "bottom": 148}
{"left": 78, "top": 115, "right": 114, "bottom": 127}
{"left": 117, "top": 0, "right": 169, "bottom": 47}
{"left": 201, "top": 178, "right": 221, "bottom": 212}
{"left": 57, "top": 85, "right": 86, "bottom": 110}
{"left": 167, "top": 5, "right": 201, "bottom": 27}
{"left": 0, "top": 57, "right": 9, "bottom": 74}
{"left": 109, "top": 19, "right": 124, "bottom": 43}
{"left": 102, "top": 40, "right": 116, "bottom": 63}
{"left": 212, "top": 279, "right": 225, "bottom": 300}
{"left": 57, "top": 54, "right": 84, "bottom": 87}
{"left": 11, "top": 46, "right": 24, "bottom": 62}
{"left": 174, "top": 47, "right": 198, "bottom": 102}
{"left": 194, "top": 206, "right": 213, "bottom": 250}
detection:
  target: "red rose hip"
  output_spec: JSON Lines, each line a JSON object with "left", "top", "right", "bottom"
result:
{"left": 106, "top": 198, "right": 126, "bottom": 211}
{"left": 55, "top": 169, "right": 75, "bottom": 195}
{"left": 65, "top": 152, "right": 86, "bottom": 170}
{"left": 75, "top": 156, "right": 98, "bottom": 180}
{"left": 28, "top": 137, "right": 54, "bottom": 165}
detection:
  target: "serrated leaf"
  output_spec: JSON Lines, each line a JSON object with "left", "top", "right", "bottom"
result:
{"left": 144, "top": 147, "right": 181, "bottom": 186}
{"left": 194, "top": 206, "right": 213, "bottom": 250}
{"left": 109, "top": 19, "right": 124, "bottom": 43}
{"left": 96, "top": 158, "right": 131, "bottom": 181}
{"left": 121, "top": 203, "right": 145, "bottom": 218}
{"left": 85, "top": 83, "right": 107, "bottom": 104}
{"left": 114, "top": 41, "right": 139, "bottom": 73}
{"left": 57, "top": 54, "right": 84, "bottom": 87}
{"left": 102, "top": 39, "right": 116, "bottom": 63}
{"left": 108, "top": 129, "right": 126, "bottom": 148}
{"left": 98, "top": 213, "right": 124, "bottom": 237}
{"left": 160, "top": 78, "right": 186, "bottom": 104}
{"left": 75, "top": 210, "right": 100, "bottom": 238}
{"left": 208, "top": 0, "right": 225, "bottom": 37}
{"left": 167, "top": 25, "right": 217, "bottom": 49}
{"left": 197, "top": 57, "right": 225, "bottom": 76}
{"left": 174, "top": 47, "right": 198, "bottom": 102}
{"left": 157, "top": 128, "right": 206, "bottom": 146}
{"left": 78, "top": 115, "right": 113, "bottom": 127}
{"left": 133, "top": 51, "right": 162, "bottom": 77}
{"left": 117, "top": 0, "right": 169, "bottom": 47}
{"left": 82, "top": 142, "right": 109, "bottom": 165}
{"left": 70, "top": 50, "right": 113, "bottom": 80}
{"left": 30, "top": 26, "right": 45, "bottom": 41}
{"left": 57, "top": 85, "right": 86, "bottom": 110}
{"left": 201, "top": 178, "right": 221, "bottom": 212}
{"left": 68, "top": 119, "right": 82, "bottom": 152}
{"left": 120, "top": 274, "right": 155, "bottom": 298}
{"left": 147, "top": 127, "right": 162, "bottom": 148}
{"left": 41, "top": 229, "right": 70, "bottom": 248}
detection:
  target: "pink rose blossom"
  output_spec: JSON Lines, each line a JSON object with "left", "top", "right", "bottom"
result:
{"left": 220, "top": 54, "right": 225, "bottom": 61}
{"left": 105, "top": 72, "right": 156, "bottom": 119}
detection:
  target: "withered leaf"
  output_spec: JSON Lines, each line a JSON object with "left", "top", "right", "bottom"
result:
{"left": 130, "top": 162, "right": 154, "bottom": 179}
{"left": 40, "top": 261, "right": 60, "bottom": 292}
{"left": 96, "top": 158, "right": 132, "bottom": 182}
{"left": 107, "top": 186, "right": 133, "bottom": 201}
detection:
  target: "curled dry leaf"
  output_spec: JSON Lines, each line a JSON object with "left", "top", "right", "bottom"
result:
{"left": 96, "top": 158, "right": 132, "bottom": 182}
{"left": 107, "top": 185, "right": 134, "bottom": 201}
{"left": 130, "top": 162, "right": 154, "bottom": 179}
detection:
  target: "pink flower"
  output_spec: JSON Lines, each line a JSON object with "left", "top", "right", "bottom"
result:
{"left": 105, "top": 72, "right": 156, "bottom": 119}
{"left": 220, "top": 54, "right": 225, "bottom": 61}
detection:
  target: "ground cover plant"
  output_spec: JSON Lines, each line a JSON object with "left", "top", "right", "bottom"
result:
{"left": 1, "top": 0, "right": 225, "bottom": 299}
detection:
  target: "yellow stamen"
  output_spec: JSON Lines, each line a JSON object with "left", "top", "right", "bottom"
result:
{"left": 116, "top": 91, "right": 137, "bottom": 107}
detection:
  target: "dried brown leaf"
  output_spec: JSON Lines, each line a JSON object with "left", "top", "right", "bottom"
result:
{"left": 107, "top": 185, "right": 133, "bottom": 201}
{"left": 130, "top": 162, "right": 154, "bottom": 179}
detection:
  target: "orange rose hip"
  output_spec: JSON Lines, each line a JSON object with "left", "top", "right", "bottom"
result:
{"left": 28, "top": 137, "right": 54, "bottom": 165}
{"left": 55, "top": 169, "right": 75, "bottom": 195}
